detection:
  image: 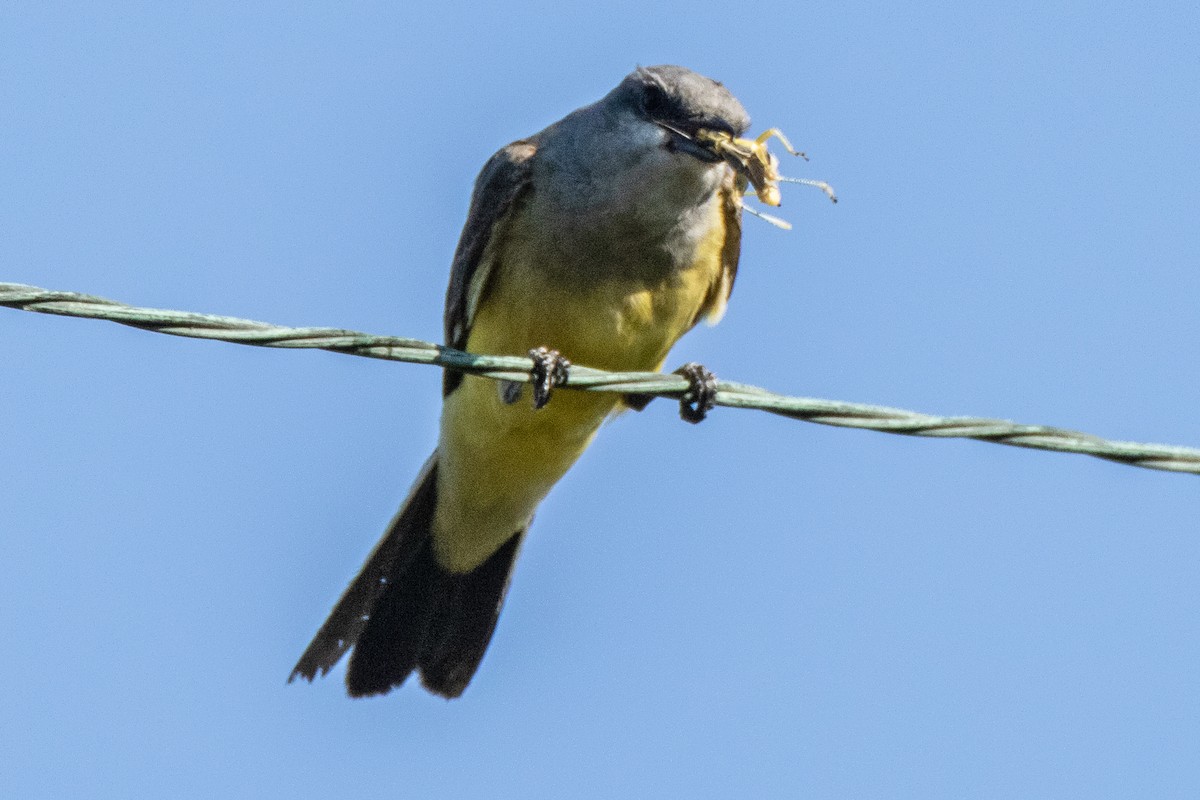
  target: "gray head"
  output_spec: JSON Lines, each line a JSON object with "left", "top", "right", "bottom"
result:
{"left": 608, "top": 65, "right": 751, "bottom": 156}
{"left": 529, "top": 65, "right": 753, "bottom": 241}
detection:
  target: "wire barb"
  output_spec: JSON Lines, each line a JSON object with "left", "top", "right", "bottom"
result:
{"left": 3, "top": 281, "right": 1198, "bottom": 476}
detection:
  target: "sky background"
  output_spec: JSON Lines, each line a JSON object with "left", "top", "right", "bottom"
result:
{"left": 3, "top": 3, "right": 1199, "bottom": 798}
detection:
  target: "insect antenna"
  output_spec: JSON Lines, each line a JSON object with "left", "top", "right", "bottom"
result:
{"left": 742, "top": 203, "right": 793, "bottom": 230}
{"left": 778, "top": 176, "right": 838, "bottom": 204}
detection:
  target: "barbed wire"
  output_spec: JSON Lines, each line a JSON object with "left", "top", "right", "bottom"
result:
{"left": 3, "top": 281, "right": 1198, "bottom": 476}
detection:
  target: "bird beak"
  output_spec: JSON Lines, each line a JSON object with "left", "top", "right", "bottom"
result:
{"left": 656, "top": 121, "right": 724, "bottom": 164}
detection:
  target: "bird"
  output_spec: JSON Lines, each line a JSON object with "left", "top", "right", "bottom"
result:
{"left": 290, "top": 65, "right": 768, "bottom": 698}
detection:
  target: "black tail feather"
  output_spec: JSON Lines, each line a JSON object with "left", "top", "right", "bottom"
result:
{"left": 419, "top": 533, "right": 524, "bottom": 697}
{"left": 345, "top": 537, "right": 441, "bottom": 696}
{"left": 290, "top": 453, "right": 525, "bottom": 699}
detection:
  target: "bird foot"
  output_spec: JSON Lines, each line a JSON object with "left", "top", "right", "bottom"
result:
{"left": 673, "top": 362, "right": 718, "bottom": 423}
{"left": 528, "top": 347, "right": 571, "bottom": 409}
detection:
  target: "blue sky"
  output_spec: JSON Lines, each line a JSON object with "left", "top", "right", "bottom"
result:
{"left": 3, "top": 3, "right": 1199, "bottom": 798}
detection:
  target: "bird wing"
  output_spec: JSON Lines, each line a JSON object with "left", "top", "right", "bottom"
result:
{"left": 693, "top": 169, "right": 744, "bottom": 327}
{"left": 442, "top": 139, "right": 538, "bottom": 396}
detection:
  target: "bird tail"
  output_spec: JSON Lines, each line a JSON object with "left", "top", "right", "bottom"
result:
{"left": 288, "top": 453, "right": 524, "bottom": 698}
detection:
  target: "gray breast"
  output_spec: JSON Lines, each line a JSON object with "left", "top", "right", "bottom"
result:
{"left": 520, "top": 103, "right": 730, "bottom": 282}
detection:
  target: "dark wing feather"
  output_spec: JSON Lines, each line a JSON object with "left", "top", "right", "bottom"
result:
{"left": 442, "top": 140, "right": 537, "bottom": 396}
{"left": 692, "top": 171, "right": 744, "bottom": 327}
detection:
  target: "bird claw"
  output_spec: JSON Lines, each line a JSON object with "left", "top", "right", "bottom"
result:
{"left": 528, "top": 347, "right": 571, "bottom": 409}
{"left": 673, "top": 362, "right": 718, "bottom": 423}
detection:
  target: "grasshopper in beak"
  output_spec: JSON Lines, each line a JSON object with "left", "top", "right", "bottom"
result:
{"left": 698, "top": 127, "right": 838, "bottom": 210}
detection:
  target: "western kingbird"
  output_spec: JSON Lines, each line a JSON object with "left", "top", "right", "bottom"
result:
{"left": 291, "top": 65, "right": 766, "bottom": 698}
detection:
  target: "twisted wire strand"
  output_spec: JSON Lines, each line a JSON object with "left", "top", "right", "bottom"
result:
{"left": 3, "top": 281, "right": 1197, "bottom": 475}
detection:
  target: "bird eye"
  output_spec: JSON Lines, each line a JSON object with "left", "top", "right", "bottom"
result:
{"left": 641, "top": 83, "right": 670, "bottom": 117}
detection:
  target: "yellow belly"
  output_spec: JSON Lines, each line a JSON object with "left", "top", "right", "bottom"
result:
{"left": 432, "top": 210, "right": 729, "bottom": 572}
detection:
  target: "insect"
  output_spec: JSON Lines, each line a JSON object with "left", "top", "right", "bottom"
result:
{"left": 696, "top": 127, "right": 837, "bottom": 228}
